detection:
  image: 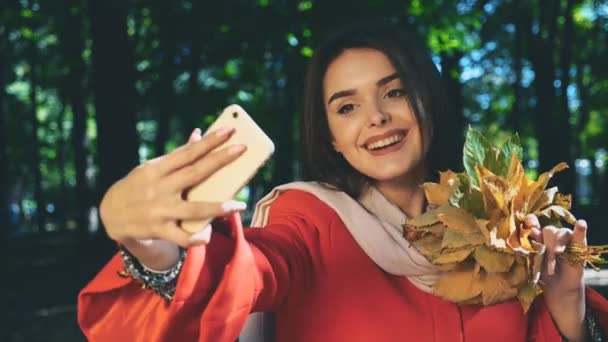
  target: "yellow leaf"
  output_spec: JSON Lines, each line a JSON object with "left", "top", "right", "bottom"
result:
{"left": 460, "top": 295, "right": 482, "bottom": 305}
{"left": 437, "top": 262, "right": 460, "bottom": 271}
{"left": 480, "top": 272, "right": 519, "bottom": 306}
{"left": 423, "top": 183, "right": 452, "bottom": 206}
{"left": 434, "top": 247, "right": 475, "bottom": 264}
{"left": 535, "top": 205, "right": 577, "bottom": 226}
{"left": 529, "top": 187, "right": 558, "bottom": 213}
{"left": 518, "top": 221, "right": 533, "bottom": 251}
{"left": 404, "top": 222, "right": 445, "bottom": 241}
{"left": 408, "top": 205, "right": 449, "bottom": 227}
{"left": 507, "top": 257, "right": 528, "bottom": 287}
{"left": 411, "top": 235, "right": 442, "bottom": 258}
{"left": 476, "top": 218, "right": 490, "bottom": 240}
{"left": 489, "top": 227, "right": 507, "bottom": 249}
{"left": 439, "top": 170, "right": 460, "bottom": 187}
{"left": 437, "top": 206, "right": 479, "bottom": 234}
{"left": 517, "top": 282, "right": 542, "bottom": 313}
{"left": 526, "top": 162, "right": 568, "bottom": 212}
{"left": 505, "top": 153, "right": 526, "bottom": 202}
{"left": 441, "top": 229, "right": 485, "bottom": 250}
{"left": 497, "top": 203, "right": 516, "bottom": 240}
{"left": 474, "top": 244, "right": 515, "bottom": 273}
{"left": 433, "top": 263, "right": 482, "bottom": 302}
{"left": 477, "top": 165, "right": 508, "bottom": 215}
{"left": 529, "top": 241, "right": 546, "bottom": 285}
{"left": 554, "top": 193, "right": 572, "bottom": 210}
{"left": 513, "top": 176, "right": 533, "bottom": 215}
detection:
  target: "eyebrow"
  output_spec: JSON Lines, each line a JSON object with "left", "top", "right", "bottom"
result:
{"left": 327, "top": 72, "right": 400, "bottom": 105}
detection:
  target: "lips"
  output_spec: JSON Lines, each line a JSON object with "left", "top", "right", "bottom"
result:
{"left": 363, "top": 129, "right": 407, "bottom": 150}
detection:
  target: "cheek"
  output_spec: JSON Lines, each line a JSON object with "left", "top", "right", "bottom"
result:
{"left": 327, "top": 117, "right": 354, "bottom": 152}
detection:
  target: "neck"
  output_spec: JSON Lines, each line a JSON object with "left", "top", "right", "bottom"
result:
{"left": 374, "top": 170, "right": 427, "bottom": 218}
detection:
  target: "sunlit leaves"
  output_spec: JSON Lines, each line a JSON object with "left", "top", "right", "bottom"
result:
{"left": 300, "top": 46, "right": 313, "bottom": 58}
{"left": 404, "top": 127, "right": 577, "bottom": 312}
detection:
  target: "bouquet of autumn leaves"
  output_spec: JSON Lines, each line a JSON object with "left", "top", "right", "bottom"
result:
{"left": 404, "top": 127, "right": 608, "bottom": 313}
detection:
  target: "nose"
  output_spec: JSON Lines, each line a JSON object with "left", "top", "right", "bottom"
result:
{"left": 368, "top": 105, "right": 390, "bottom": 126}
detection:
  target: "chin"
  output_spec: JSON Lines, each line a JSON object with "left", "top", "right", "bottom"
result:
{"left": 366, "top": 168, "right": 413, "bottom": 183}
{"left": 364, "top": 161, "right": 423, "bottom": 184}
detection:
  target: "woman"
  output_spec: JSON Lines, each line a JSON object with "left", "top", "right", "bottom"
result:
{"left": 78, "top": 21, "right": 608, "bottom": 341}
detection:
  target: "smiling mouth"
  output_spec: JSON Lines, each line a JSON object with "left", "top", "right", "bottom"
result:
{"left": 365, "top": 133, "right": 405, "bottom": 150}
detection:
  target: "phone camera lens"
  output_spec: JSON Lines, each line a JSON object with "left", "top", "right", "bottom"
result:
{"left": 233, "top": 112, "right": 238, "bottom": 118}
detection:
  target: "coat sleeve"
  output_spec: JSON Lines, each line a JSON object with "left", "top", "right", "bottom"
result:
{"left": 527, "top": 287, "right": 608, "bottom": 341}
{"left": 586, "top": 286, "right": 608, "bottom": 337}
{"left": 77, "top": 190, "right": 323, "bottom": 342}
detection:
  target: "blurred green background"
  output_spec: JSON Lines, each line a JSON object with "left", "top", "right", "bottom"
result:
{"left": 0, "top": 0, "right": 607, "bottom": 341}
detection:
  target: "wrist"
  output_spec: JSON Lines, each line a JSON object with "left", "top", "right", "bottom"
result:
{"left": 121, "top": 238, "right": 181, "bottom": 271}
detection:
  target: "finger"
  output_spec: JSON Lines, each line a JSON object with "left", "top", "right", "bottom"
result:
{"left": 188, "top": 224, "right": 213, "bottom": 245}
{"left": 524, "top": 214, "right": 541, "bottom": 230}
{"left": 543, "top": 226, "right": 558, "bottom": 276}
{"left": 158, "top": 126, "right": 236, "bottom": 175}
{"left": 166, "top": 144, "right": 247, "bottom": 192}
{"left": 530, "top": 227, "right": 542, "bottom": 242}
{"left": 572, "top": 219, "right": 588, "bottom": 247}
{"left": 188, "top": 128, "right": 202, "bottom": 144}
{"left": 144, "top": 128, "right": 202, "bottom": 167}
{"left": 153, "top": 221, "right": 198, "bottom": 248}
{"left": 166, "top": 200, "right": 247, "bottom": 220}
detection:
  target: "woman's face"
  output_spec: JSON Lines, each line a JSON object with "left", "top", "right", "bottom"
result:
{"left": 323, "top": 48, "right": 424, "bottom": 185}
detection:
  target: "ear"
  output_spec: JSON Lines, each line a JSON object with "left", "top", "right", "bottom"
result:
{"left": 332, "top": 140, "right": 341, "bottom": 153}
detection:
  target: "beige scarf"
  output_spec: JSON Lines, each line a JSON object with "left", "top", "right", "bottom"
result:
{"left": 250, "top": 181, "right": 439, "bottom": 292}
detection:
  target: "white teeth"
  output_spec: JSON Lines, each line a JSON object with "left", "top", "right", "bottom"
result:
{"left": 366, "top": 134, "right": 404, "bottom": 150}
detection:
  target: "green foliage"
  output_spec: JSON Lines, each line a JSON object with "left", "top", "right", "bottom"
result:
{"left": 463, "top": 128, "right": 523, "bottom": 187}
{"left": 1, "top": 0, "right": 607, "bottom": 236}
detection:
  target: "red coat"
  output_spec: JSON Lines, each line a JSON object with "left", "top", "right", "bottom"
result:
{"left": 78, "top": 190, "right": 608, "bottom": 341}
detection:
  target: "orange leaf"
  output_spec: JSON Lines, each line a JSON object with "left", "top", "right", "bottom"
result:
{"left": 480, "top": 272, "right": 519, "bottom": 306}
{"left": 433, "top": 263, "right": 482, "bottom": 302}
{"left": 423, "top": 182, "right": 451, "bottom": 206}
{"left": 437, "top": 206, "right": 480, "bottom": 234}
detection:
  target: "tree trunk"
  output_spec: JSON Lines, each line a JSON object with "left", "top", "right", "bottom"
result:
{"left": 557, "top": 0, "right": 576, "bottom": 195}
{"left": 89, "top": 0, "right": 139, "bottom": 199}
{"left": 89, "top": 0, "right": 139, "bottom": 262}
{"left": 187, "top": 0, "right": 203, "bottom": 133}
{"left": 0, "top": 32, "right": 10, "bottom": 240}
{"left": 55, "top": 103, "right": 68, "bottom": 230}
{"left": 509, "top": 0, "right": 523, "bottom": 134}
{"left": 270, "top": 53, "right": 301, "bottom": 189}
{"left": 29, "top": 41, "right": 45, "bottom": 233}
{"left": 524, "top": 0, "right": 572, "bottom": 192}
{"left": 439, "top": 51, "right": 466, "bottom": 173}
{"left": 153, "top": 1, "right": 175, "bottom": 156}
{"left": 62, "top": 0, "right": 92, "bottom": 238}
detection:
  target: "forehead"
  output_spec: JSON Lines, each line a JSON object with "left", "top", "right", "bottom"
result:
{"left": 323, "top": 48, "right": 397, "bottom": 94}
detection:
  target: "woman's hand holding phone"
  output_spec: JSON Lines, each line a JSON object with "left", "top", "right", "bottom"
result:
{"left": 99, "top": 127, "right": 248, "bottom": 270}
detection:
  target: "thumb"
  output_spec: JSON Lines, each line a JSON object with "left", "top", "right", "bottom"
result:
{"left": 572, "top": 219, "right": 588, "bottom": 247}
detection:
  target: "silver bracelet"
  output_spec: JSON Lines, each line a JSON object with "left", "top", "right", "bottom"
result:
{"left": 562, "top": 307, "right": 605, "bottom": 342}
{"left": 118, "top": 246, "right": 187, "bottom": 301}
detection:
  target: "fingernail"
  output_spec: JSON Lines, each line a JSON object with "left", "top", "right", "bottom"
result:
{"left": 215, "top": 126, "right": 234, "bottom": 137}
{"left": 228, "top": 144, "right": 247, "bottom": 155}
{"left": 188, "top": 225, "right": 211, "bottom": 244}
{"left": 222, "top": 200, "right": 247, "bottom": 212}
{"left": 193, "top": 128, "right": 202, "bottom": 140}
{"left": 548, "top": 259, "right": 556, "bottom": 276}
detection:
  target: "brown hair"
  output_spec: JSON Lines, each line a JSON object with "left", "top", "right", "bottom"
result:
{"left": 301, "top": 20, "right": 453, "bottom": 198}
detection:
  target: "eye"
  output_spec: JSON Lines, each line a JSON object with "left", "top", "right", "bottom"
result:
{"left": 337, "top": 103, "right": 356, "bottom": 115}
{"left": 384, "top": 88, "right": 406, "bottom": 99}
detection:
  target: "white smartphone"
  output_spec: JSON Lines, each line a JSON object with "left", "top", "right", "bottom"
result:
{"left": 180, "top": 104, "right": 275, "bottom": 233}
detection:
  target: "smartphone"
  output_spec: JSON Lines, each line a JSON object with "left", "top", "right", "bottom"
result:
{"left": 180, "top": 104, "right": 275, "bottom": 233}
